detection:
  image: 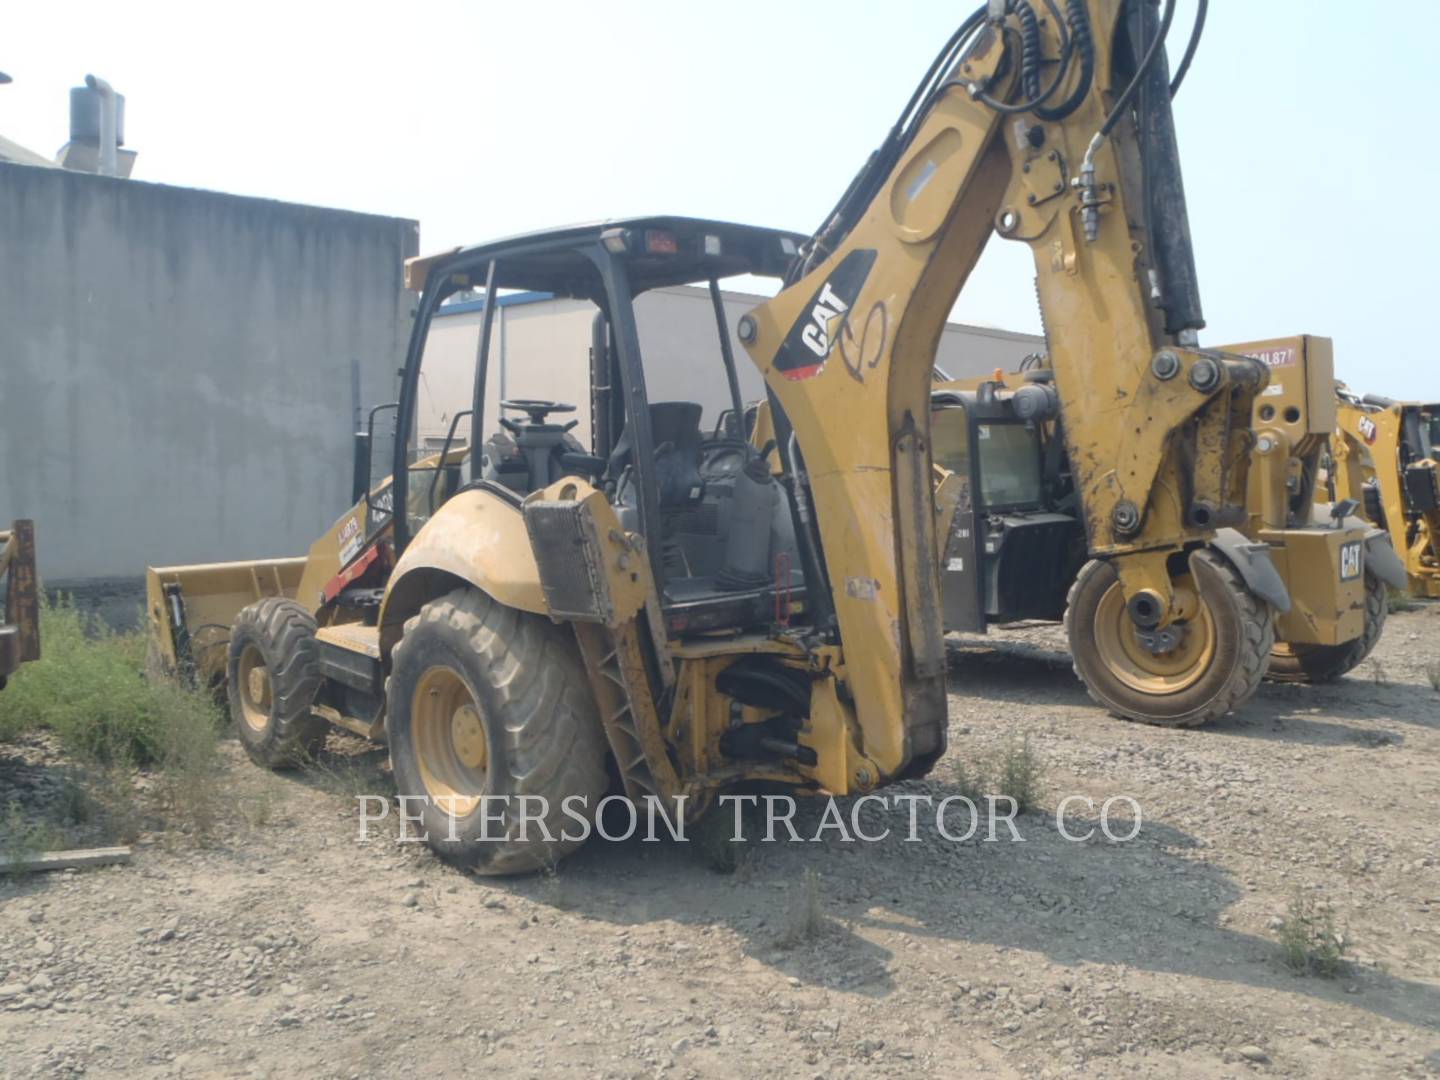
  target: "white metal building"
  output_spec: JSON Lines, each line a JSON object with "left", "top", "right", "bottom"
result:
{"left": 415, "top": 285, "right": 1044, "bottom": 451}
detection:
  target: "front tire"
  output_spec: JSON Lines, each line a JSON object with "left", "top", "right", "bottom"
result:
{"left": 227, "top": 598, "right": 327, "bottom": 768}
{"left": 1267, "top": 571, "right": 1387, "bottom": 684}
{"left": 385, "top": 587, "right": 609, "bottom": 875}
{"left": 1065, "top": 551, "right": 1274, "bottom": 728}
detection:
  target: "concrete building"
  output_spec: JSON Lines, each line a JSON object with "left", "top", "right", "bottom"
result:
{"left": 415, "top": 285, "right": 1045, "bottom": 451}
{"left": 0, "top": 162, "right": 417, "bottom": 594}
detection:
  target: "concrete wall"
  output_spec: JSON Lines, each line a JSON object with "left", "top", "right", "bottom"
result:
{"left": 0, "top": 162, "right": 418, "bottom": 582}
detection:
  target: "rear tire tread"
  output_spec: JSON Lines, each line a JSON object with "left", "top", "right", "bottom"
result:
{"left": 386, "top": 588, "right": 609, "bottom": 875}
{"left": 1266, "top": 571, "right": 1386, "bottom": 684}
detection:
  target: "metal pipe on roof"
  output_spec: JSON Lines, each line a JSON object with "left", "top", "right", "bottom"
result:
{"left": 83, "top": 74, "right": 117, "bottom": 177}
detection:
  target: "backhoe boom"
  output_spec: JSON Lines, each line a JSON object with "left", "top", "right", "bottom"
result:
{"left": 743, "top": 0, "right": 1265, "bottom": 771}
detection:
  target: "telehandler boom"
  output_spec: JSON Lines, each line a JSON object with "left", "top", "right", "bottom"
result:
{"left": 150, "top": 0, "right": 1284, "bottom": 870}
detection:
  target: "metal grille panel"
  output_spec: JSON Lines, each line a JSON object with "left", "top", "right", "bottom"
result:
{"left": 523, "top": 500, "right": 612, "bottom": 623}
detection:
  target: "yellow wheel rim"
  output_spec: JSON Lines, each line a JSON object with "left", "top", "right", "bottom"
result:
{"left": 1093, "top": 576, "right": 1216, "bottom": 695}
{"left": 411, "top": 665, "right": 490, "bottom": 818}
{"left": 236, "top": 643, "right": 272, "bottom": 733}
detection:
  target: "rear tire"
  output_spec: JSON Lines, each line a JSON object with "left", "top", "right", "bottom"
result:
{"left": 385, "top": 587, "right": 609, "bottom": 875}
{"left": 227, "top": 598, "right": 327, "bottom": 768}
{"left": 1267, "top": 571, "right": 1387, "bottom": 684}
{"left": 1065, "top": 551, "right": 1274, "bottom": 728}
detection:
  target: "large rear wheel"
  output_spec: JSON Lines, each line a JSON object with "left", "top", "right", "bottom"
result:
{"left": 227, "top": 598, "right": 327, "bottom": 768}
{"left": 1065, "top": 551, "right": 1274, "bottom": 728}
{"left": 385, "top": 587, "right": 609, "bottom": 875}
{"left": 1267, "top": 571, "right": 1386, "bottom": 684}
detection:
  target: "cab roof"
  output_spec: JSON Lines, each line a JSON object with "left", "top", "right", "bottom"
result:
{"left": 404, "top": 216, "right": 806, "bottom": 298}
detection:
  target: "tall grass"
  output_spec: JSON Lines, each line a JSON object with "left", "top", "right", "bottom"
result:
{"left": 0, "top": 597, "right": 217, "bottom": 764}
{"left": 0, "top": 597, "right": 224, "bottom": 841}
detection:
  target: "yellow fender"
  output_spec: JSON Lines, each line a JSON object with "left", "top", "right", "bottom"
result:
{"left": 377, "top": 487, "right": 546, "bottom": 658}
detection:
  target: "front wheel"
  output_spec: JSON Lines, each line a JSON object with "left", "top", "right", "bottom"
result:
{"left": 1267, "top": 571, "right": 1386, "bottom": 684}
{"left": 385, "top": 587, "right": 610, "bottom": 875}
{"left": 1065, "top": 551, "right": 1274, "bottom": 728}
{"left": 227, "top": 598, "right": 328, "bottom": 768}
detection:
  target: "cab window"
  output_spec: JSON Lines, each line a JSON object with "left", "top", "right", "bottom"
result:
{"left": 975, "top": 422, "right": 1043, "bottom": 508}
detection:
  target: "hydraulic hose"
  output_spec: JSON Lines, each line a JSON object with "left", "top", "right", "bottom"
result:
{"left": 975, "top": 1, "right": 1078, "bottom": 116}
{"left": 1034, "top": 0, "right": 1094, "bottom": 121}
{"left": 1099, "top": 0, "right": 1177, "bottom": 138}
{"left": 1168, "top": 0, "right": 1207, "bottom": 97}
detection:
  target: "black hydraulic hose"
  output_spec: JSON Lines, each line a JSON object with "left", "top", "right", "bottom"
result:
{"left": 974, "top": 1, "right": 1079, "bottom": 116}
{"left": 1034, "top": 0, "right": 1094, "bottom": 121}
{"left": 1168, "top": 0, "right": 1207, "bottom": 97}
{"left": 1018, "top": 2, "right": 1043, "bottom": 100}
{"left": 1042, "top": 0, "right": 1071, "bottom": 56}
{"left": 797, "top": 4, "right": 988, "bottom": 274}
{"left": 1099, "top": 0, "right": 1177, "bottom": 137}
{"left": 895, "top": 6, "right": 989, "bottom": 138}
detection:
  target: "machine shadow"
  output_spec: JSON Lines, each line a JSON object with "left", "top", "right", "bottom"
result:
{"left": 488, "top": 789, "right": 1440, "bottom": 1031}
{"left": 944, "top": 636, "right": 1089, "bottom": 705}
{"left": 946, "top": 630, "right": 1438, "bottom": 738}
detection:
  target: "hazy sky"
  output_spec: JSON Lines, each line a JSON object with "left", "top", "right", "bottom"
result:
{"left": 6, "top": 1, "right": 1439, "bottom": 398}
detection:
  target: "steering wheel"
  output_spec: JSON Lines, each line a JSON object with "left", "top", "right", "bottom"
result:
{"left": 499, "top": 399, "right": 576, "bottom": 427}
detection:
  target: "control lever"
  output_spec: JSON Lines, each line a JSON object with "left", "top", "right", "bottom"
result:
{"left": 560, "top": 452, "right": 605, "bottom": 477}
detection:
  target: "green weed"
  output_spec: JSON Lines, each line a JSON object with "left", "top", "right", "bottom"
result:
{"left": 949, "top": 735, "right": 1046, "bottom": 814}
{"left": 0, "top": 597, "right": 221, "bottom": 766}
{"left": 0, "top": 596, "right": 222, "bottom": 840}
{"left": 1, "top": 800, "right": 68, "bottom": 876}
{"left": 1277, "top": 891, "right": 1347, "bottom": 977}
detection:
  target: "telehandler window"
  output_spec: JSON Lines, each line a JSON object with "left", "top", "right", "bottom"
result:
{"left": 929, "top": 406, "right": 1044, "bottom": 512}
{"left": 976, "top": 422, "right": 1044, "bottom": 509}
{"left": 931, "top": 407, "right": 970, "bottom": 476}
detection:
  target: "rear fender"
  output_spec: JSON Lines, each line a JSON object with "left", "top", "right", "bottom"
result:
{"left": 1209, "top": 528, "right": 1291, "bottom": 614}
{"left": 1362, "top": 527, "right": 1408, "bottom": 590}
{"left": 378, "top": 486, "right": 546, "bottom": 659}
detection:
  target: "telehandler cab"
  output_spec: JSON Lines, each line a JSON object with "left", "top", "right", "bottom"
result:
{"left": 1329, "top": 391, "right": 1440, "bottom": 598}
{"left": 151, "top": 0, "right": 1290, "bottom": 870}
{"left": 932, "top": 336, "right": 1406, "bottom": 705}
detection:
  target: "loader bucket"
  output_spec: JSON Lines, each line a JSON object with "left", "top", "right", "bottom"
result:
{"left": 145, "top": 557, "right": 306, "bottom": 687}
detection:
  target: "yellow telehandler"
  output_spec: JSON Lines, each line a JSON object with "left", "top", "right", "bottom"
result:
{"left": 1329, "top": 391, "right": 1440, "bottom": 598}
{"left": 149, "top": 1, "right": 1298, "bottom": 871}
{"left": 932, "top": 335, "right": 1406, "bottom": 698}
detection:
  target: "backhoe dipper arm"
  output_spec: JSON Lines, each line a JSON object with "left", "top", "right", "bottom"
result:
{"left": 741, "top": 0, "right": 1263, "bottom": 782}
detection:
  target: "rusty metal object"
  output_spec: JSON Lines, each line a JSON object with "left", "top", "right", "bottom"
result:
{"left": 0, "top": 519, "right": 40, "bottom": 683}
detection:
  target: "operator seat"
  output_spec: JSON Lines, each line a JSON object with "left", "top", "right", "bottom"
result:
{"left": 608, "top": 401, "right": 706, "bottom": 508}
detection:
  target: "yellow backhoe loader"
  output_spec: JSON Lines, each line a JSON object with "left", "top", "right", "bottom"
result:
{"left": 0, "top": 519, "right": 40, "bottom": 690}
{"left": 149, "top": 1, "right": 1296, "bottom": 871}
{"left": 1329, "top": 391, "right": 1440, "bottom": 598}
{"left": 933, "top": 336, "right": 1405, "bottom": 698}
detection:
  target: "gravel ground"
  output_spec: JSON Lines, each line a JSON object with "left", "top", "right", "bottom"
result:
{"left": 2, "top": 607, "right": 1438, "bottom": 1079}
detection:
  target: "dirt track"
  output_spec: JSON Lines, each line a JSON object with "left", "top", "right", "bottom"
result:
{"left": 2, "top": 607, "right": 1438, "bottom": 1079}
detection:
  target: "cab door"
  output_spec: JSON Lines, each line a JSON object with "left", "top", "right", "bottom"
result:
{"left": 932, "top": 402, "right": 985, "bottom": 633}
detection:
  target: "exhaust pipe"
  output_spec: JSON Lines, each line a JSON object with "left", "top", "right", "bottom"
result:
{"left": 83, "top": 74, "right": 118, "bottom": 177}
